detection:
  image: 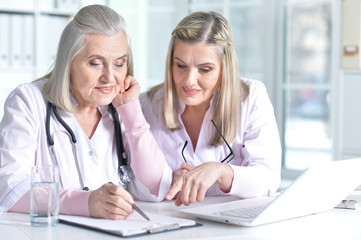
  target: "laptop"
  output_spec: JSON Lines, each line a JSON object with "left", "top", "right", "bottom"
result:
{"left": 180, "top": 158, "right": 361, "bottom": 226}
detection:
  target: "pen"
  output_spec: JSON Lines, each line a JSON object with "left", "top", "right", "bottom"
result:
{"left": 132, "top": 204, "right": 150, "bottom": 221}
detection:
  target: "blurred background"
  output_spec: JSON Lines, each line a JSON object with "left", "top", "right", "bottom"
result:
{"left": 0, "top": 0, "right": 359, "bottom": 184}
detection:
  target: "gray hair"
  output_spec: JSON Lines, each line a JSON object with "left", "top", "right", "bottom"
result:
{"left": 42, "top": 5, "right": 133, "bottom": 112}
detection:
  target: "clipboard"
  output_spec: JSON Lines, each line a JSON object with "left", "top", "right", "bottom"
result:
{"left": 59, "top": 212, "right": 200, "bottom": 237}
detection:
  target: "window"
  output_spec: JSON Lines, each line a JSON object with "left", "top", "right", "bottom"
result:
{"left": 109, "top": 0, "right": 273, "bottom": 91}
{"left": 189, "top": 0, "right": 271, "bottom": 82}
{"left": 282, "top": 0, "right": 338, "bottom": 172}
{"left": 108, "top": 0, "right": 340, "bottom": 176}
{"left": 109, "top": 0, "right": 185, "bottom": 91}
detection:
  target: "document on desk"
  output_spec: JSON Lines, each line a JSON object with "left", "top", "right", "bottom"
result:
{"left": 60, "top": 212, "right": 198, "bottom": 237}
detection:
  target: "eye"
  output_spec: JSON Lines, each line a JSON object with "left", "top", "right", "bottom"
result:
{"left": 177, "top": 64, "right": 187, "bottom": 69}
{"left": 89, "top": 59, "right": 102, "bottom": 66}
{"left": 199, "top": 67, "right": 212, "bottom": 73}
{"left": 115, "top": 63, "right": 124, "bottom": 68}
{"left": 114, "top": 59, "right": 126, "bottom": 68}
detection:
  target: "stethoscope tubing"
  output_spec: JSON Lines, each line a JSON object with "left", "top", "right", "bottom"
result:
{"left": 45, "top": 102, "right": 131, "bottom": 190}
{"left": 109, "top": 104, "right": 127, "bottom": 166}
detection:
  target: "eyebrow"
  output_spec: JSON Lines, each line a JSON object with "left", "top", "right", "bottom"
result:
{"left": 88, "top": 54, "right": 128, "bottom": 61}
{"left": 173, "top": 57, "right": 216, "bottom": 67}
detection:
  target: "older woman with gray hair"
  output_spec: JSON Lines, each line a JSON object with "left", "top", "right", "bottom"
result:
{"left": 0, "top": 5, "right": 170, "bottom": 219}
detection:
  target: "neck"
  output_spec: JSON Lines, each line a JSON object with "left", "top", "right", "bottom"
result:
{"left": 184, "top": 99, "right": 211, "bottom": 116}
{"left": 76, "top": 104, "right": 100, "bottom": 115}
{"left": 181, "top": 102, "right": 210, "bottom": 151}
{"left": 74, "top": 105, "right": 101, "bottom": 139}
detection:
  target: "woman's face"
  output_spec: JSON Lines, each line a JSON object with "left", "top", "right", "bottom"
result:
{"left": 172, "top": 40, "right": 222, "bottom": 109}
{"left": 70, "top": 31, "right": 128, "bottom": 108}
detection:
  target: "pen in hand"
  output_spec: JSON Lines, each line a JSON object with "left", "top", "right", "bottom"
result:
{"left": 132, "top": 204, "right": 150, "bottom": 221}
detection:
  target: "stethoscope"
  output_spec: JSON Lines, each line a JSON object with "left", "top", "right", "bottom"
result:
{"left": 45, "top": 102, "right": 134, "bottom": 190}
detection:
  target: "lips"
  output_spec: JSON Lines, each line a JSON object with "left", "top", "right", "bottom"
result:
{"left": 95, "top": 86, "right": 114, "bottom": 95}
{"left": 183, "top": 86, "right": 200, "bottom": 96}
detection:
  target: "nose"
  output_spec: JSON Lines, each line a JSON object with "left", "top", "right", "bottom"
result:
{"left": 100, "top": 65, "right": 115, "bottom": 83}
{"left": 184, "top": 68, "right": 198, "bottom": 86}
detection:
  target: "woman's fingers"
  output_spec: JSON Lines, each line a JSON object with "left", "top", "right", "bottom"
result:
{"left": 88, "top": 183, "right": 134, "bottom": 219}
{"left": 180, "top": 162, "right": 194, "bottom": 171}
{"left": 165, "top": 168, "right": 187, "bottom": 200}
{"left": 175, "top": 162, "right": 223, "bottom": 206}
{"left": 112, "top": 75, "right": 140, "bottom": 107}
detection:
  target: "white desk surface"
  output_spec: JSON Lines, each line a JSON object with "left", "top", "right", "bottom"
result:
{"left": 2, "top": 194, "right": 361, "bottom": 240}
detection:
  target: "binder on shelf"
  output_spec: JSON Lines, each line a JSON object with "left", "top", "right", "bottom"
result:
{"left": 56, "top": 0, "right": 79, "bottom": 10}
{"left": 23, "top": 15, "right": 34, "bottom": 67}
{"left": 50, "top": 16, "right": 68, "bottom": 64}
{"left": 38, "top": 15, "right": 69, "bottom": 69}
{"left": 0, "top": 0, "right": 34, "bottom": 10}
{"left": 0, "top": 14, "right": 10, "bottom": 68}
{"left": 38, "top": 0, "right": 55, "bottom": 11}
{"left": 37, "top": 15, "right": 51, "bottom": 69}
{"left": 81, "top": 0, "right": 107, "bottom": 6}
{"left": 10, "top": 14, "right": 23, "bottom": 67}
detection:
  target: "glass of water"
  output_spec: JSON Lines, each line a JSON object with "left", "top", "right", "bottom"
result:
{"left": 30, "top": 165, "right": 59, "bottom": 227}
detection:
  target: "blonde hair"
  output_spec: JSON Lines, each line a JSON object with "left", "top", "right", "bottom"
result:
{"left": 149, "top": 11, "right": 249, "bottom": 146}
{"left": 40, "top": 5, "right": 133, "bottom": 112}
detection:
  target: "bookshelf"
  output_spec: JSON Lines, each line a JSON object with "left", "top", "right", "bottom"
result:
{"left": 0, "top": 0, "right": 106, "bottom": 117}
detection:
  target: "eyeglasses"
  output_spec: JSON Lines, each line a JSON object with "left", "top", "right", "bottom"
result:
{"left": 181, "top": 120, "right": 235, "bottom": 163}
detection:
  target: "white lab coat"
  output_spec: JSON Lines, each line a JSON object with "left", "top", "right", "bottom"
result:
{"left": 140, "top": 78, "right": 282, "bottom": 198}
{"left": 0, "top": 80, "right": 172, "bottom": 213}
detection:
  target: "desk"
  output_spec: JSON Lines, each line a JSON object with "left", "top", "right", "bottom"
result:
{"left": 1, "top": 195, "right": 361, "bottom": 240}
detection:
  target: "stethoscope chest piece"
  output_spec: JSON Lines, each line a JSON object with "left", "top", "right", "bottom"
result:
{"left": 118, "top": 165, "right": 135, "bottom": 187}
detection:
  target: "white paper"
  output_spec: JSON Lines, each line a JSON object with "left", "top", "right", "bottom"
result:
{"left": 60, "top": 212, "right": 197, "bottom": 237}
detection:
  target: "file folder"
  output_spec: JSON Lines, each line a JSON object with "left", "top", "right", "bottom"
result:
{"left": 10, "top": 14, "right": 23, "bottom": 67}
{"left": 23, "top": 15, "right": 34, "bottom": 67}
{"left": 0, "top": 14, "right": 10, "bottom": 68}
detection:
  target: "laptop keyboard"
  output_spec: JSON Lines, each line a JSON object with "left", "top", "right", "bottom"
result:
{"left": 216, "top": 205, "right": 268, "bottom": 219}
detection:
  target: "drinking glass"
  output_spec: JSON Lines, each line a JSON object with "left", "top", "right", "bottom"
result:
{"left": 30, "top": 165, "right": 59, "bottom": 227}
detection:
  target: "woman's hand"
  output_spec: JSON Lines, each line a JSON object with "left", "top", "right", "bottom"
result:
{"left": 88, "top": 183, "right": 134, "bottom": 220}
{"left": 172, "top": 162, "right": 234, "bottom": 206}
{"left": 112, "top": 75, "right": 140, "bottom": 107}
{"left": 165, "top": 163, "right": 194, "bottom": 201}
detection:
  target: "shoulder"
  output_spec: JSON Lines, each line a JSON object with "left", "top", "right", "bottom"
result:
{"left": 240, "top": 77, "right": 269, "bottom": 103}
{"left": 139, "top": 87, "right": 163, "bottom": 113}
{"left": 139, "top": 87, "right": 164, "bottom": 123}
{"left": 140, "top": 86, "right": 163, "bottom": 105}
{"left": 239, "top": 77, "right": 274, "bottom": 115}
{"left": 239, "top": 78, "right": 275, "bottom": 120}
{"left": 4, "top": 80, "right": 46, "bottom": 115}
{"left": 241, "top": 77, "right": 266, "bottom": 93}
{"left": 9, "top": 79, "right": 45, "bottom": 100}
{"left": 1, "top": 80, "right": 47, "bottom": 129}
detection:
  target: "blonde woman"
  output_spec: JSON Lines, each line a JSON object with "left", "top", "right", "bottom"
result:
{"left": 140, "top": 11, "right": 281, "bottom": 206}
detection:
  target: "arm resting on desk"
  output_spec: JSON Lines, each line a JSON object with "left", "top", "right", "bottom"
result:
{"left": 9, "top": 189, "right": 92, "bottom": 216}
